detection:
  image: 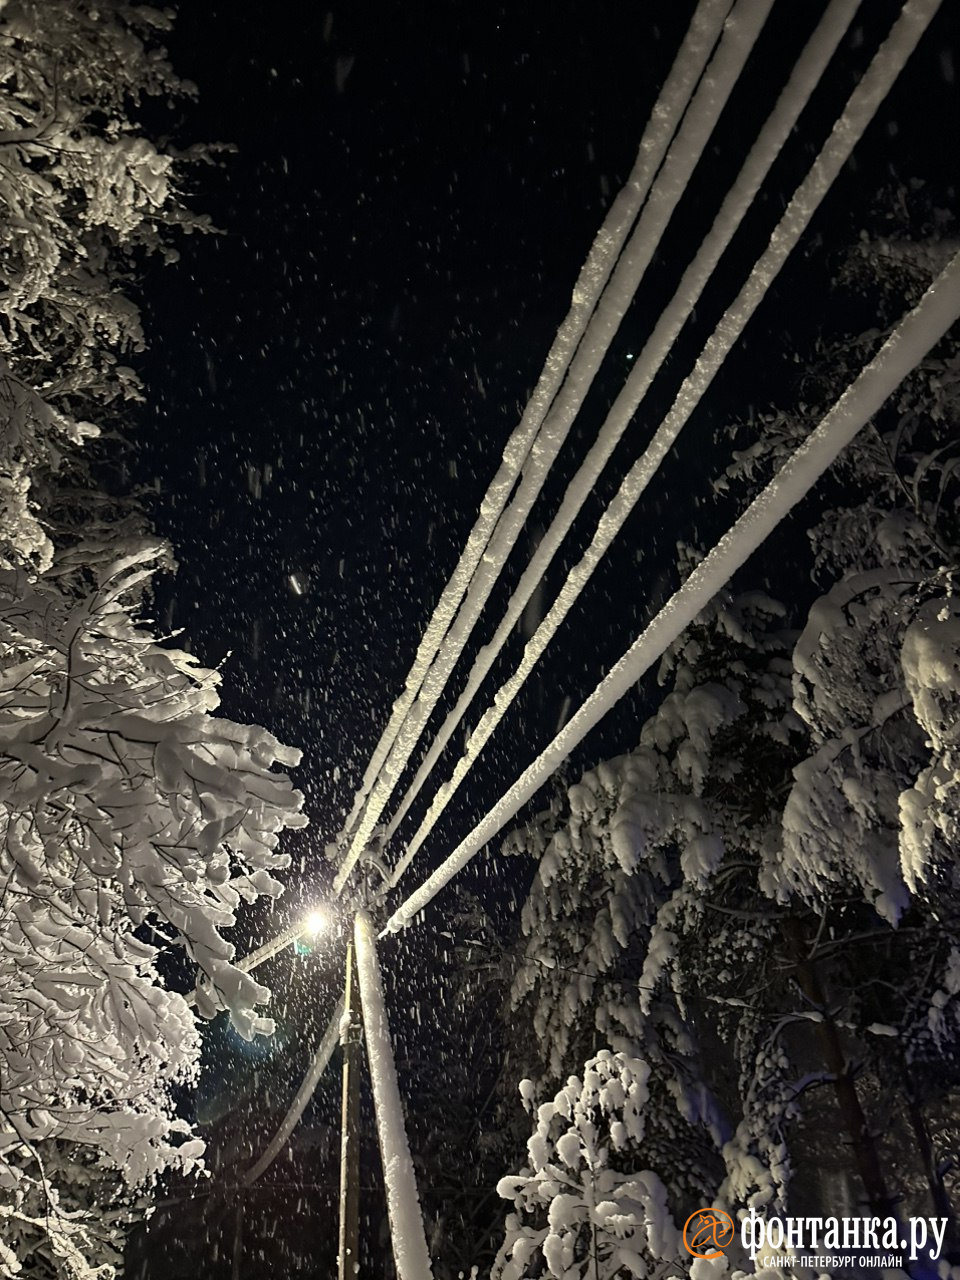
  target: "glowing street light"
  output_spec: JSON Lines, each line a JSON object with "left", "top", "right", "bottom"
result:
{"left": 295, "top": 906, "right": 333, "bottom": 955}
{"left": 305, "top": 907, "right": 332, "bottom": 936}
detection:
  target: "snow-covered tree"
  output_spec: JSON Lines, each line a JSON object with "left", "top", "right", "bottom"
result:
{"left": 491, "top": 587, "right": 804, "bottom": 1276}
{"left": 0, "top": 1144, "right": 144, "bottom": 1280}
{"left": 0, "top": 0, "right": 211, "bottom": 572}
{"left": 494, "top": 411, "right": 960, "bottom": 1257}
{"left": 717, "top": 224, "right": 960, "bottom": 1235}
{"left": 492, "top": 219, "right": 960, "bottom": 1262}
{"left": 0, "top": 4, "right": 309, "bottom": 1276}
{"left": 0, "top": 542, "right": 306, "bottom": 1275}
{"left": 720, "top": 219, "right": 960, "bottom": 919}
{"left": 493, "top": 1051, "right": 682, "bottom": 1280}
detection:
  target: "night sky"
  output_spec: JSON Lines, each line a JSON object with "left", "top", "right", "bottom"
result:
{"left": 134, "top": 0, "right": 957, "bottom": 940}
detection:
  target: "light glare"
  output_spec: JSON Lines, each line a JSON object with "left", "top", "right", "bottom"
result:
{"left": 305, "top": 908, "right": 329, "bottom": 936}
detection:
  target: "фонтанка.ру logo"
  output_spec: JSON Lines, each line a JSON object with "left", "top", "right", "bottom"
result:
{"left": 683, "top": 1208, "right": 736, "bottom": 1259}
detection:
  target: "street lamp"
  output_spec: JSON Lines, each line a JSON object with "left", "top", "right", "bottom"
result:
{"left": 304, "top": 907, "right": 332, "bottom": 937}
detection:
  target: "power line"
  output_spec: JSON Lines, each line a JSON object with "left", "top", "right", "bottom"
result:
{"left": 229, "top": 0, "right": 950, "bottom": 1197}
{"left": 383, "top": 240, "right": 960, "bottom": 935}
{"left": 241, "top": 995, "right": 344, "bottom": 1186}
{"left": 385, "top": 0, "right": 862, "bottom": 889}
{"left": 331, "top": 0, "right": 736, "bottom": 896}
{"left": 234, "top": 2, "right": 744, "bottom": 1190}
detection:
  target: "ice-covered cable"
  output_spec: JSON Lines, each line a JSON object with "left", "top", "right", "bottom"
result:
{"left": 383, "top": 247, "right": 960, "bottom": 935}
{"left": 388, "top": 0, "right": 936, "bottom": 888}
{"left": 334, "top": 0, "right": 731, "bottom": 864}
{"left": 384, "top": 0, "right": 860, "bottom": 865}
{"left": 354, "top": 910, "right": 435, "bottom": 1280}
{"left": 335, "top": 0, "right": 769, "bottom": 894}
{"left": 333, "top": 0, "right": 732, "bottom": 893}
{"left": 185, "top": 0, "right": 743, "bottom": 1126}
{"left": 241, "top": 995, "right": 344, "bottom": 1186}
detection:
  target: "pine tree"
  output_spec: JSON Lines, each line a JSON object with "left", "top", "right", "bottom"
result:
{"left": 492, "top": 588, "right": 801, "bottom": 1277}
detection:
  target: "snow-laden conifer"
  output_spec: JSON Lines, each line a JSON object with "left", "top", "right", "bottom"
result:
{"left": 0, "top": 0, "right": 212, "bottom": 572}
{"left": 493, "top": 1051, "right": 681, "bottom": 1280}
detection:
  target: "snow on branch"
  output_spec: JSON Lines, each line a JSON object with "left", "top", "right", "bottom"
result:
{"left": 0, "top": 541, "right": 305, "bottom": 1236}
{"left": 899, "top": 599, "right": 960, "bottom": 885}
{"left": 492, "top": 1051, "right": 681, "bottom": 1280}
{"left": 0, "top": 3, "right": 303, "bottom": 1273}
{"left": 0, "top": 0, "right": 213, "bottom": 574}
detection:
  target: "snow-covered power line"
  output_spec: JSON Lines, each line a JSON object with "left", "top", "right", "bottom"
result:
{"left": 189, "top": 0, "right": 737, "bottom": 1158}
{"left": 354, "top": 910, "right": 435, "bottom": 1280}
{"left": 331, "top": 0, "right": 738, "bottom": 896}
{"left": 386, "top": 0, "right": 939, "bottom": 890}
{"left": 384, "top": 0, "right": 861, "bottom": 869}
{"left": 382, "top": 247, "right": 960, "bottom": 936}
{"left": 242, "top": 995, "right": 344, "bottom": 1186}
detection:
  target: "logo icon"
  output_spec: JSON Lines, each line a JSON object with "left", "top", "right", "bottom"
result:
{"left": 683, "top": 1208, "right": 736, "bottom": 1259}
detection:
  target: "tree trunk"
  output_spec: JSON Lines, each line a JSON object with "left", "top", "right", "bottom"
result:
{"left": 782, "top": 916, "right": 892, "bottom": 1214}
{"left": 901, "top": 1063, "right": 958, "bottom": 1256}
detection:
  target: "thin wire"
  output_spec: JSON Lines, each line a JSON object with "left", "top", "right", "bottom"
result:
{"left": 241, "top": 995, "right": 344, "bottom": 1186}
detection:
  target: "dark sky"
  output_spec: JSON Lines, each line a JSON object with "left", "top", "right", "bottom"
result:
{"left": 135, "top": 0, "right": 958, "bottom": 937}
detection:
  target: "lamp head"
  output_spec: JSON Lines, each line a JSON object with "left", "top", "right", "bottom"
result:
{"left": 305, "top": 907, "right": 331, "bottom": 936}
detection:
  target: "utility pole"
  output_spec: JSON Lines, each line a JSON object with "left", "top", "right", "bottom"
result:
{"left": 230, "top": 1202, "right": 244, "bottom": 1280}
{"left": 338, "top": 939, "right": 362, "bottom": 1280}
